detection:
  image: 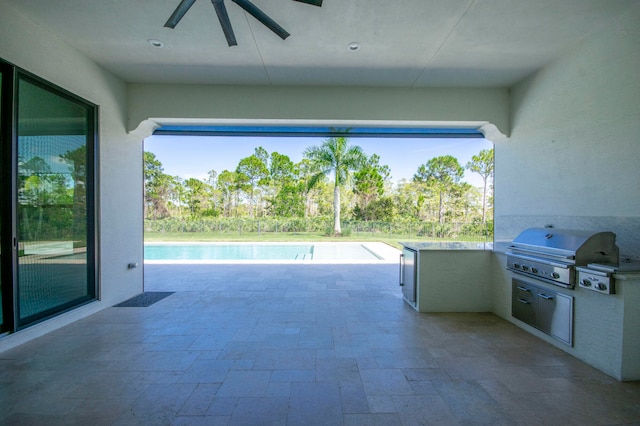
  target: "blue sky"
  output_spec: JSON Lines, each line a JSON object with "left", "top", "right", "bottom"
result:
{"left": 144, "top": 135, "right": 493, "bottom": 188}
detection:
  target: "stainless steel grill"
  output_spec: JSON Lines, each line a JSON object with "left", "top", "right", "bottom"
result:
{"left": 506, "top": 228, "right": 619, "bottom": 288}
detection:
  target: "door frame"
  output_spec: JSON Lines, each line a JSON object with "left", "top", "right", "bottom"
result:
{"left": 0, "top": 58, "right": 99, "bottom": 333}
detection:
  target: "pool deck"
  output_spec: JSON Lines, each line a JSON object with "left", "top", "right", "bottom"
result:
{"left": 2, "top": 263, "right": 638, "bottom": 424}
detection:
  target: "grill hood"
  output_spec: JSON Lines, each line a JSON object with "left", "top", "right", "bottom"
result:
{"left": 509, "top": 227, "right": 619, "bottom": 264}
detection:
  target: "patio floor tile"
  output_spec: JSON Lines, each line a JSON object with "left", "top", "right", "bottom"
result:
{"left": 0, "top": 263, "right": 639, "bottom": 425}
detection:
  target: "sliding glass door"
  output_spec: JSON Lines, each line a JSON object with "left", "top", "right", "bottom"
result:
{"left": 1, "top": 59, "right": 97, "bottom": 332}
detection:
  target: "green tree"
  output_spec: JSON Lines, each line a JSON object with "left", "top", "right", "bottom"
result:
{"left": 297, "top": 158, "right": 323, "bottom": 218}
{"left": 61, "top": 145, "right": 88, "bottom": 242}
{"left": 447, "top": 182, "right": 478, "bottom": 222}
{"left": 183, "top": 178, "right": 209, "bottom": 218}
{"left": 352, "top": 154, "right": 390, "bottom": 221}
{"left": 217, "top": 170, "right": 238, "bottom": 217}
{"left": 143, "top": 151, "right": 172, "bottom": 219}
{"left": 168, "top": 175, "right": 185, "bottom": 217}
{"left": 144, "top": 151, "right": 162, "bottom": 184}
{"left": 236, "top": 154, "right": 269, "bottom": 217}
{"left": 304, "top": 135, "right": 366, "bottom": 235}
{"left": 413, "top": 155, "right": 464, "bottom": 224}
{"left": 466, "top": 148, "right": 494, "bottom": 224}
{"left": 267, "top": 152, "right": 305, "bottom": 217}
{"left": 393, "top": 180, "right": 422, "bottom": 220}
{"left": 254, "top": 146, "right": 269, "bottom": 165}
{"left": 270, "top": 180, "right": 306, "bottom": 217}
{"left": 354, "top": 197, "right": 395, "bottom": 221}
{"left": 19, "top": 156, "right": 75, "bottom": 240}
{"left": 269, "top": 151, "right": 296, "bottom": 181}
{"left": 205, "top": 169, "right": 222, "bottom": 217}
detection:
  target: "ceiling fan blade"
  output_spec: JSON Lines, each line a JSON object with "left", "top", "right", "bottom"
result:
{"left": 164, "top": 0, "right": 198, "bottom": 28}
{"left": 293, "top": 0, "right": 323, "bottom": 6}
{"left": 231, "top": 0, "right": 290, "bottom": 40}
{"left": 211, "top": 0, "right": 238, "bottom": 46}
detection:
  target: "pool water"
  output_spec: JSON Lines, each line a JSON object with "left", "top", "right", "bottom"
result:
{"left": 144, "top": 242, "right": 383, "bottom": 262}
{"left": 145, "top": 243, "right": 313, "bottom": 261}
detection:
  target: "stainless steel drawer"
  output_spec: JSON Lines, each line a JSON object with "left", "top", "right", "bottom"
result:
{"left": 512, "top": 278, "right": 574, "bottom": 346}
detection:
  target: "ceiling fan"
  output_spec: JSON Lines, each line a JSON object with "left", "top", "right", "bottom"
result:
{"left": 164, "top": 0, "right": 323, "bottom": 47}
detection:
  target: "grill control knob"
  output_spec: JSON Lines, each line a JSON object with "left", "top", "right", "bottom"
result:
{"left": 596, "top": 283, "right": 607, "bottom": 291}
{"left": 522, "top": 265, "right": 530, "bottom": 272}
{"left": 531, "top": 267, "right": 538, "bottom": 274}
{"left": 513, "top": 263, "right": 520, "bottom": 269}
{"left": 581, "top": 279, "right": 592, "bottom": 287}
{"left": 552, "top": 272, "right": 560, "bottom": 279}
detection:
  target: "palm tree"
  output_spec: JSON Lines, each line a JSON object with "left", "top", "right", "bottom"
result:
{"left": 304, "top": 135, "right": 365, "bottom": 235}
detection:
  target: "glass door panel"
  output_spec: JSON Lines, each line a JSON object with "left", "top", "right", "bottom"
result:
{"left": 16, "top": 76, "right": 95, "bottom": 326}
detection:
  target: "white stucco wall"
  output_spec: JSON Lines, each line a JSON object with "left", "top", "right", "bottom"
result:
{"left": 494, "top": 3, "right": 640, "bottom": 255}
{"left": 127, "top": 84, "right": 511, "bottom": 137}
{"left": 493, "top": 4, "right": 640, "bottom": 380}
{"left": 0, "top": 4, "right": 144, "bottom": 348}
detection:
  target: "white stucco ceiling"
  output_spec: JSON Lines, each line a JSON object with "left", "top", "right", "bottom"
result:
{"left": 3, "top": 0, "right": 636, "bottom": 87}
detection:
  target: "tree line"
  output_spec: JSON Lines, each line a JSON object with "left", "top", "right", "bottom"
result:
{"left": 18, "top": 145, "right": 87, "bottom": 243}
{"left": 144, "top": 136, "right": 494, "bottom": 236}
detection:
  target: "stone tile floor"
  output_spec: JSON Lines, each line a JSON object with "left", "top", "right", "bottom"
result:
{"left": 1, "top": 263, "right": 639, "bottom": 425}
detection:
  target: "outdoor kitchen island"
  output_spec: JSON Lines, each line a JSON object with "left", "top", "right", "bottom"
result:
{"left": 399, "top": 242, "right": 496, "bottom": 313}
{"left": 401, "top": 238, "right": 640, "bottom": 381}
{"left": 492, "top": 235, "right": 640, "bottom": 382}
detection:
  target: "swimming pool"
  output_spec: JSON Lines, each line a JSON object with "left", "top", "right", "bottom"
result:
{"left": 144, "top": 242, "right": 399, "bottom": 263}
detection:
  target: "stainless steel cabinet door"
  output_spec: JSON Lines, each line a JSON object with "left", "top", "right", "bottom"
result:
{"left": 537, "top": 290, "right": 573, "bottom": 345}
{"left": 400, "top": 248, "right": 416, "bottom": 307}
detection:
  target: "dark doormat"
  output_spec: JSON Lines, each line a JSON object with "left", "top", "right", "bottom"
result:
{"left": 113, "top": 292, "right": 175, "bottom": 307}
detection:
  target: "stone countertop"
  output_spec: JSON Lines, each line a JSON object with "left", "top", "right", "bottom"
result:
{"left": 615, "top": 272, "right": 640, "bottom": 280}
{"left": 399, "top": 241, "right": 494, "bottom": 251}
{"left": 492, "top": 240, "right": 512, "bottom": 254}
{"left": 611, "top": 262, "right": 640, "bottom": 280}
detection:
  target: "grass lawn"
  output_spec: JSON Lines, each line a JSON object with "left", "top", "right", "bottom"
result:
{"left": 144, "top": 231, "right": 489, "bottom": 249}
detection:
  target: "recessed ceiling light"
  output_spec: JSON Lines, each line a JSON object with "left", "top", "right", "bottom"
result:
{"left": 148, "top": 39, "right": 164, "bottom": 48}
{"left": 348, "top": 42, "right": 360, "bottom": 51}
